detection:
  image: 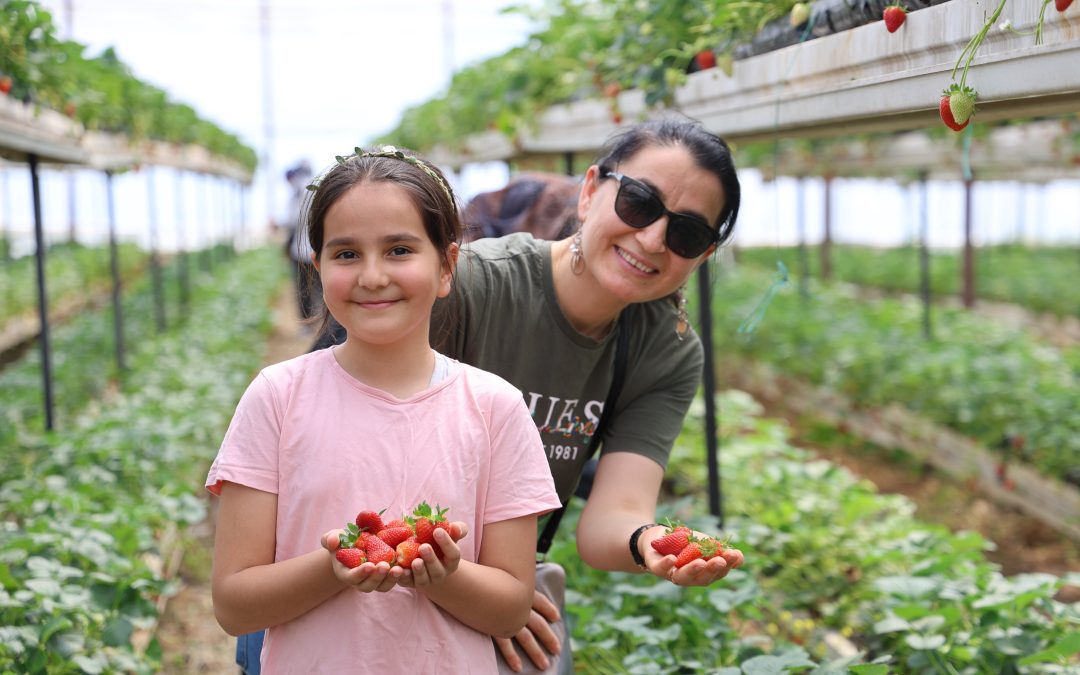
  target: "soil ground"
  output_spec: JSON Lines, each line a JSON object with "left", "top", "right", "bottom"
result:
{"left": 153, "top": 284, "right": 1079, "bottom": 671}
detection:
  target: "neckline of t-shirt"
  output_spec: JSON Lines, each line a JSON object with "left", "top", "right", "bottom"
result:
{"left": 539, "top": 239, "right": 619, "bottom": 350}
{"left": 323, "top": 346, "right": 461, "bottom": 404}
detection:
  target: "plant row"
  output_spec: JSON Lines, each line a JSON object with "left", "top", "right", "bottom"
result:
{"left": 0, "top": 241, "right": 144, "bottom": 329}
{"left": 735, "top": 244, "right": 1080, "bottom": 319}
{"left": 551, "top": 391, "right": 1079, "bottom": 673}
{"left": 0, "top": 0, "right": 256, "bottom": 171}
{"left": 0, "top": 246, "right": 237, "bottom": 442}
{"left": 0, "top": 246, "right": 283, "bottom": 673}
{"left": 703, "top": 264, "right": 1080, "bottom": 483}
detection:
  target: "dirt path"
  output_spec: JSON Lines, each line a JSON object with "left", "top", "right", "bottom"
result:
{"left": 154, "top": 281, "right": 312, "bottom": 673}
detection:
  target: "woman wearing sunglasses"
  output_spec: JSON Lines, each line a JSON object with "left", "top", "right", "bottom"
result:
{"left": 434, "top": 116, "right": 745, "bottom": 672}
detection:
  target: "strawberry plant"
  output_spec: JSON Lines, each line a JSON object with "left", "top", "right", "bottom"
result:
{"left": 0, "top": 247, "right": 284, "bottom": 672}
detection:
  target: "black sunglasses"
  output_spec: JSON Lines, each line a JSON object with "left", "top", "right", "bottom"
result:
{"left": 602, "top": 169, "right": 719, "bottom": 258}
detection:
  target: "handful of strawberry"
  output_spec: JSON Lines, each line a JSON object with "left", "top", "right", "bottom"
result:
{"left": 650, "top": 520, "right": 730, "bottom": 568}
{"left": 335, "top": 502, "right": 452, "bottom": 569}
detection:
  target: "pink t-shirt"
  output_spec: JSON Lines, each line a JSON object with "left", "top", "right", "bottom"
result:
{"left": 205, "top": 348, "right": 561, "bottom": 674}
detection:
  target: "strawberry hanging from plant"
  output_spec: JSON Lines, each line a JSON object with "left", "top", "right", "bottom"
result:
{"left": 1056, "top": 0, "right": 1073, "bottom": 11}
{"left": 939, "top": 83, "right": 977, "bottom": 131}
{"left": 883, "top": 4, "right": 907, "bottom": 32}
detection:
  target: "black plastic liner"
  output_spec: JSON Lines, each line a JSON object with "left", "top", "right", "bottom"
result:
{"left": 735, "top": 0, "right": 955, "bottom": 59}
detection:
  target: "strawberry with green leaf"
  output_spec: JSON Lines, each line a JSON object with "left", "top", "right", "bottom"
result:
{"left": 939, "top": 83, "right": 977, "bottom": 131}
{"left": 650, "top": 522, "right": 692, "bottom": 556}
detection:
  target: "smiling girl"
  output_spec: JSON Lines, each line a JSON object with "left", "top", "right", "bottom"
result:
{"left": 205, "top": 148, "right": 560, "bottom": 674}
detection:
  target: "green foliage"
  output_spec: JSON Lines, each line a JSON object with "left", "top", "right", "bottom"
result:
{"left": 0, "top": 0, "right": 256, "bottom": 171}
{"left": 705, "top": 263, "right": 1080, "bottom": 482}
{"left": 375, "top": 0, "right": 794, "bottom": 152}
{"left": 0, "top": 248, "right": 282, "bottom": 672}
{"left": 736, "top": 244, "right": 1080, "bottom": 319}
{"left": 0, "top": 241, "right": 143, "bottom": 327}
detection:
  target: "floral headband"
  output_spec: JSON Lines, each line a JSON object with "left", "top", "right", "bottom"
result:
{"left": 307, "top": 145, "right": 455, "bottom": 205}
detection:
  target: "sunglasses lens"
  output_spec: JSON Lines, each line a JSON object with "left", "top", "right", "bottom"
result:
{"left": 668, "top": 216, "right": 716, "bottom": 258}
{"left": 614, "top": 180, "right": 663, "bottom": 229}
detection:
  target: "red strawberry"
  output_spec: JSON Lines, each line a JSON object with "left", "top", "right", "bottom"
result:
{"left": 384, "top": 518, "right": 409, "bottom": 530}
{"left": 698, "top": 538, "right": 726, "bottom": 560}
{"left": 396, "top": 538, "right": 421, "bottom": 568}
{"left": 335, "top": 547, "right": 366, "bottom": 569}
{"left": 693, "top": 50, "right": 716, "bottom": 70}
{"left": 651, "top": 526, "right": 692, "bottom": 556}
{"left": 376, "top": 526, "right": 413, "bottom": 548}
{"left": 674, "top": 543, "right": 704, "bottom": 568}
{"left": 939, "top": 91, "right": 969, "bottom": 132}
{"left": 408, "top": 502, "right": 450, "bottom": 545}
{"left": 883, "top": 5, "right": 906, "bottom": 32}
{"left": 355, "top": 509, "right": 385, "bottom": 533}
{"left": 0, "top": 77, "right": 11, "bottom": 95}
{"left": 1056, "top": 0, "right": 1073, "bottom": 11}
{"left": 364, "top": 534, "right": 396, "bottom": 565}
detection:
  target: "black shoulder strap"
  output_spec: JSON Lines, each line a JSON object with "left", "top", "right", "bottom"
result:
{"left": 537, "top": 311, "right": 632, "bottom": 556}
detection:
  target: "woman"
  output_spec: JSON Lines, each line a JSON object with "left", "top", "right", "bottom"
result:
{"left": 437, "top": 116, "right": 745, "bottom": 671}
{"left": 237, "top": 116, "right": 745, "bottom": 673}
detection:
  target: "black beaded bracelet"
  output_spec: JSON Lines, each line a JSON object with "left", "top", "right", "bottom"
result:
{"left": 629, "top": 523, "right": 659, "bottom": 569}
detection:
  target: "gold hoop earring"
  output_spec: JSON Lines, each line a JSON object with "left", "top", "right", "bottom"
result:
{"left": 675, "top": 288, "right": 689, "bottom": 340}
{"left": 570, "top": 229, "right": 585, "bottom": 276}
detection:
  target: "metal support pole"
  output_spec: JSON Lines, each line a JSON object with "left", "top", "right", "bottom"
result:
{"left": 29, "top": 154, "right": 55, "bottom": 431}
{"left": 962, "top": 174, "right": 975, "bottom": 309}
{"left": 697, "top": 262, "right": 723, "bottom": 528}
{"left": 918, "top": 172, "right": 932, "bottom": 340}
{"left": 563, "top": 151, "right": 574, "bottom": 177}
{"left": 199, "top": 173, "right": 212, "bottom": 272}
{"left": 175, "top": 170, "right": 190, "bottom": 313}
{"left": 147, "top": 167, "right": 166, "bottom": 332}
{"left": 104, "top": 170, "right": 126, "bottom": 374}
{"left": 796, "top": 177, "right": 809, "bottom": 298}
{"left": 821, "top": 175, "right": 833, "bottom": 280}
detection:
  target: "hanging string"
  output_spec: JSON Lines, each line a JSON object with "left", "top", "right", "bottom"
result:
{"left": 739, "top": 11, "right": 816, "bottom": 336}
{"left": 738, "top": 260, "right": 790, "bottom": 335}
{"left": 961, "top": 123, "right": 974, "bottom": 181}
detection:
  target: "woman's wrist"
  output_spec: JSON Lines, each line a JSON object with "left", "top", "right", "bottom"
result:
{"left": 628, "top": 523, "right": 659, "bottom": 570}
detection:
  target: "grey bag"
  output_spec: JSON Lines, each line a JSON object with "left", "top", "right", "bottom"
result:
{"left": 495, "top": 562, "right": 573, "bottom": 675}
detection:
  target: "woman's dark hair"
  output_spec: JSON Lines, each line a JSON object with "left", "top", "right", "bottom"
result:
{"left": 302, "top": 148, "right": 462, "bottom": 338}
{"left": 594, "top": 116, "right": 741, "bottom": 247}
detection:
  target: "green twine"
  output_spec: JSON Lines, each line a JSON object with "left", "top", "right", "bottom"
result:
{"left": 737, "top": 261, "right": 789, "bottom": 336}
{"left": 961, "top": 124, "right": 974, "bottom": 181}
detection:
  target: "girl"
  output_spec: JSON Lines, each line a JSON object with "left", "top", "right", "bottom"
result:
{"left": 206, "top": 147, "right": 561, "bottom": 674}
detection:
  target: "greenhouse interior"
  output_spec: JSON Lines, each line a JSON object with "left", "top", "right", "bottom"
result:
{"left": 1, "top": 0, "right": 1079, "bottom": 673}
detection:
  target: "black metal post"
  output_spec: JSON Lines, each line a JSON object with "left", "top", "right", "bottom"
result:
{"left": 563, "top": 151, "right": 574, "bottom": 177}
{"left": 104, "top": 170, "right": 126, "bottom": 374}
{"left": 962, "top": 174, "right": 975, "bottom": 309}
{"left": 199, "top": 173, "right": 212, "bottom": 272}
{"left": 147, "top": 167, "right": 166, "bottom": 332}
{"left": 918, "top": 171, "right": 932, "bottom": 340}
{"left": 28, "top": 154, "right": 55, "bottom": 431}
{"left": 175, "top": 170, "right": 190, "bottom": 313}
{"left": 796, "top": 176, "right": 809, "bottom": 298}
{"left": 697, "top": 262, "right": 722, "bottom": 528}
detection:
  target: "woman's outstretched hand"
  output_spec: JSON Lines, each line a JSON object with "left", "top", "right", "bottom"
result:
{"left": 493, "top": 589, "right": 563, "bottom": 672}
{"left": 638, "top": 525, "right": 745, "bottom": 587}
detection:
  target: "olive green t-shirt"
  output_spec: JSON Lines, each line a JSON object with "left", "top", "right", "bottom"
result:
{"left": 434, "top": 233, "right": 704, "bottom": 503}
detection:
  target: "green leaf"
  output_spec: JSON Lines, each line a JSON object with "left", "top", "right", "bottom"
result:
{"left": 1019, "top": 632, "right": 1080, "bottom": 665}
{"left": 905, "top": 634, "right": 946, "bottom": 651}
{"left": 848, "top": 666, "right": 890, "bottom": 675}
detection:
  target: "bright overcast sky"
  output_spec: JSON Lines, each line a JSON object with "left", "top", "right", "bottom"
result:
{"left": 35, "top": 0, "right": 539, "bottom": 218}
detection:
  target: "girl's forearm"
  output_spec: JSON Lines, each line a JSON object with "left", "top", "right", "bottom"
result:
{"left": 418, "top": 560, "right": 533, "bottom": 638}
{"left": 213, "top": 549, "right": 344, "bottom": 635}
